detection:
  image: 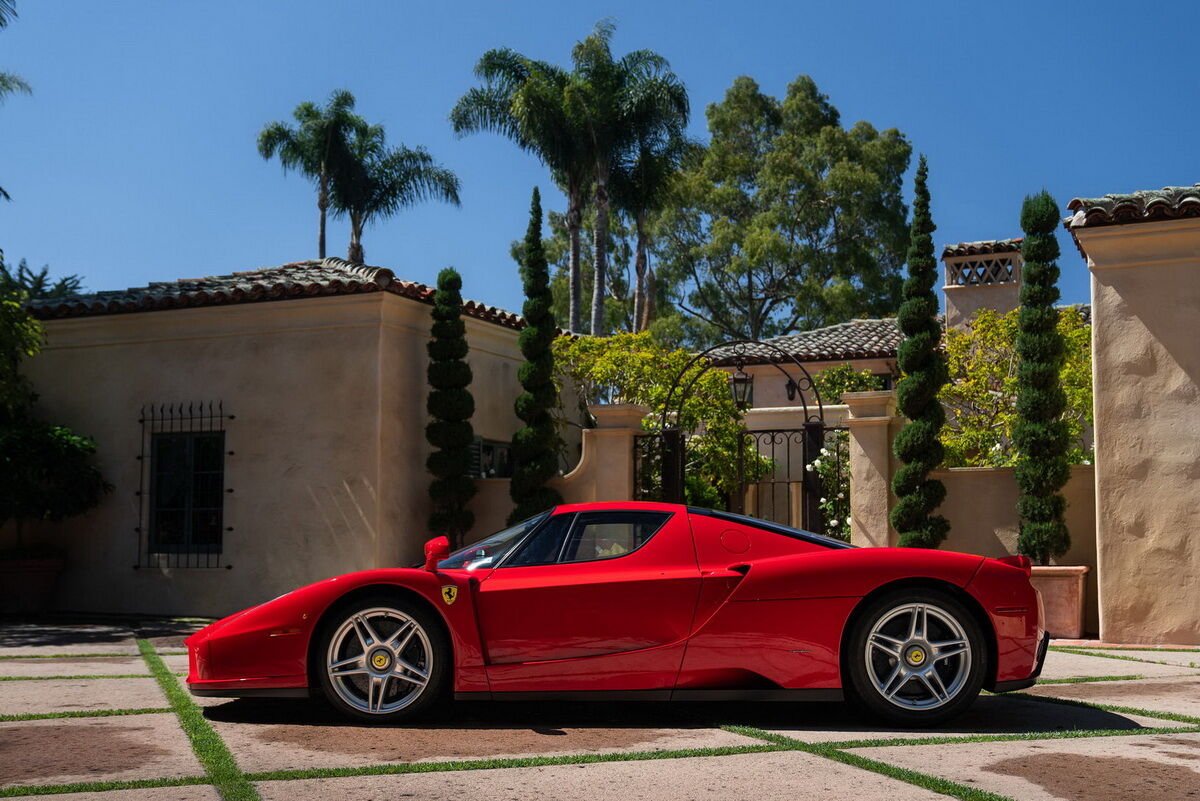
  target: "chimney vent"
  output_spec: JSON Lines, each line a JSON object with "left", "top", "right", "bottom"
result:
{"left": 941, "top": 238, "right": 1024, "bottom": 331}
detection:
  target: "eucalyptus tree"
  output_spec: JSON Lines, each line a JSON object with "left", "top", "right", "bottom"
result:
{"left": 451, "top": 49, "right": 592, "bottom": 332}
{"left": 656, "top": 75, "right": 910, "bottom": 344}
{"left": 257, "top": 90, "right": 367, "bottom": 259}
{"left": 566, "top": 21, "right": 689, "bottom": 336}
{"left": 330, "top": 125, "right": 460, "bottom": 264}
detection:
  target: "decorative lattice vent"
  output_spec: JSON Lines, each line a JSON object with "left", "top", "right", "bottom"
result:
{"left": 946, "top": 257, "right": 1017, "bottom": 287}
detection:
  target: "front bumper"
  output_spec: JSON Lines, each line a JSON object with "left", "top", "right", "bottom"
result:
{"left": 992, "top": 631, "right": 1050, "bottom": 693}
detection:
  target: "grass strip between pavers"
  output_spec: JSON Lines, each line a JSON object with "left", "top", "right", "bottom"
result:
{"left": 819, "top": 724, "right": 1200, "bottom": 749}
{"left": 245, "top": 743, "right": 784, "bottom": 783}
{"left": 0, "top": 673, "right": 151, "bottom": 681}
{"left": 138, "top": 638, "right": 259, "bottom": 801}
{"left": 0, "top": 650, "right": 188, "bottom": 660}
{"left": 0, "top": 776, "right": 211, "bottom": 798}
{"left": 1007, "top": 690, "right": 1200, "bottom": 725}
{"left": 722, "top": 725, "right": 1015, "bottom": 801}
{"left": 1035, "top": 674, "right": 1144, "bottom": 684}
{"left": 0, "top": 706, "right": 171, "bottom": 723}
{"left": 1052, "top": 645, "right": 1200, "bottom": 653}
{"left": 1050, "top": 646, "right": 1200, "bottom": 668}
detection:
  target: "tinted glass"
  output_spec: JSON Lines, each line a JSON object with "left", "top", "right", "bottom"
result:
{"left": 559, "top": 511, "right": 670, "bottom": 563}
{"left": 438, "top": 512, "right": 550, "bottom": 571}
{"left": 504, "top": 513, "right": 575, "bottom": 567}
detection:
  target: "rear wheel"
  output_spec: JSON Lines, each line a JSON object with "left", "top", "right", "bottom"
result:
{"left": 315, "top": 594, "right": 449, "bottom": 723}
{"left": 846, "top": 588, "right": 986, "bottom": 726}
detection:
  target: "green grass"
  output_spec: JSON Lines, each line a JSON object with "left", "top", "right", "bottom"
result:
{"left": 138, "top": 639, "right": 257, "bottom": 801}
{"left": 0, "top": 673, "right": 150, "bottom": 681}
{"left": 0, "top": 652, "right": 142, "bottom": 660}
{"left": 0, "top": 776, "right": 210, "bottom": 798}
{"left": 722, "top": 725, "right": 1016, "bottom": 801}
{"left": 1009, "top": 691, "right": 1200, "bottom": 725}
{"left": 1036, "top": 674, "right": 1144, "bottom": 684}
{"left": 246, "top": 743, "right": 783, "bottom": 783}
{"left": 1053, "top": 645, "right": 1200, "bottom": 653}
{"left": 819, "top": 724, "right": 1200, "bottom": 749}
{"left": 1050, "top": 647, "right": 1198, "bottom": 668}
{"left": 0, "top": 707, "right": 171, "bottom": 723}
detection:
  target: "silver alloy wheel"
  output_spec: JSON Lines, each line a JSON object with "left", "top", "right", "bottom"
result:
{"left": 864, "top": 602, "right": 972, "bottom": 711}
{"left": 325, "top": 606, "right": 433, "bottom": 715}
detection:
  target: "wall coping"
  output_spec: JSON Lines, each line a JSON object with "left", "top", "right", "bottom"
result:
{"left": 588, "top": 403, "right": 650, "bottom": 430}
{"left": 1031, "top": 565, "right": 1090, "bottom": 577}
{"left": 842, "top": 390, "right": 897, "bottom": 419}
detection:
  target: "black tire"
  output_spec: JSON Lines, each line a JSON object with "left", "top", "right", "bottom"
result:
{"left": 314, "top": 593, "right": 451, "bottom": 724}
{"left": 845, "top": 587, "right": 987, "bottom": 726}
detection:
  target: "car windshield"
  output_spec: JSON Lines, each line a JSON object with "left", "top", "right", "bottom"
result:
{"left": 437, "top": 511, "right": 551, "bottom": 571}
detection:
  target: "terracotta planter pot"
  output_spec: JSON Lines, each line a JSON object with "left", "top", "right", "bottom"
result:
{"left": 1030, "top": 565, "right": 1089, "bottom": 639}
{"left": 0, "top": 557, "right": 65, "bottom": 614}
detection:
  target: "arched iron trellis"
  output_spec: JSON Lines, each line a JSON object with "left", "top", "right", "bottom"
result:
{"left": 648, "top": 339, "right": 831, "bottom": 532}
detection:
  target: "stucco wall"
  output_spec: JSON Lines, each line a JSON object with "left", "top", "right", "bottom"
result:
{"left": 744, "top": 358, "right": 894, "bottom": 410}
{"left": 1078, "top": 218, "right": 1200, "bottom": 645}
{"left": 934, "top": 465, "right": 1098, "bottom": 634}
{"left": 7, "top": 292, "right": 529, "bottom": 617}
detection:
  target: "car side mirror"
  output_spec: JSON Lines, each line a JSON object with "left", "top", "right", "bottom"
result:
{"left": 423, "top": 536, "right": 450, "bottom": 571}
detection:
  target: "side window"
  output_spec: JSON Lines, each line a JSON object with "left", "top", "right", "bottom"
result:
{"left": 559, "top": 511, "right": 670, "bottom": 563}
{"left": 504, "top": 513, "right": 576, "bottom": 567}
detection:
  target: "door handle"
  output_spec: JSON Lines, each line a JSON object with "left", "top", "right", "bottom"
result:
{"left": 702, "top": 564, "right": 750, "bottom": 578}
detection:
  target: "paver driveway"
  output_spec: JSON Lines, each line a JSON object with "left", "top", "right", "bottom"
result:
{"left": 1, "top": 622, "right": 1198, "bottom": 800}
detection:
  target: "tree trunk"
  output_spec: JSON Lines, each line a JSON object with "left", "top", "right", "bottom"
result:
{"left": 317, "top": 173, "right": 329, "bottom": 260}
{"left": 347, "top": 214, "right": 364, "bottom": 263}
{"left": 566, "top": 185, "right": 583, "bottom": 334}
{"left": 632, "top": 215, "right": 648, "bottom": 332}
{"left": 641, "top": 264, "right": 656, "bottom": 331}
{"left": 590, "top": 166, "right": 610, "bottom": 336}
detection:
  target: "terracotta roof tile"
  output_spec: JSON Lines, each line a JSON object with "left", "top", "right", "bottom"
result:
{"left": 1065, "top": 183, "right": 1200, "bottom": 229}
{"left": 941, "top": 238, "right": 1023, "bottom": 257}
{"left": 27, "top": 258, "right": 526, "bottom": 331}
{"left": 711, "top": 305, "right": 1090, "bottom": 365}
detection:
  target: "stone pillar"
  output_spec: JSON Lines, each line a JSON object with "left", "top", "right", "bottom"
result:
{"left": 1071, "top": 213, "right": 1200, "bottom": 645}
{"left": 843, "top": 390, "right": 899, "bottom": 548}
{"left": 549, "top": 403, "right": 650, "bottom": 504}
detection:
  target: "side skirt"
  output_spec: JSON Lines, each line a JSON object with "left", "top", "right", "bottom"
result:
{"left": 189, "top": 687, "right": 311, "bottom": 699}
{"left": 455, "top": 689, "right": 843, "bottom": 703}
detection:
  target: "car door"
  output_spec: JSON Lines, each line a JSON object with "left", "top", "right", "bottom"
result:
{"left": 475, "top": 508, "right": 701, "bottom": 692}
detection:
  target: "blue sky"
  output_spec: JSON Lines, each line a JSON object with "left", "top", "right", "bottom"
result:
{"left": 2, "top": 1, "right": 1194, "bottom": 315}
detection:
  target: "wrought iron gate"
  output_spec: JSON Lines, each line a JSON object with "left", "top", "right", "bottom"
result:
{"left": 631, "top": 339, "right": 851, "bottom": 539}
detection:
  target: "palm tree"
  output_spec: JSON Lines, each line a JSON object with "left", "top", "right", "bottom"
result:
{"left": 612, "top": 133, "right": 694, "bottom": 331}
{"left": 1, "top": 0, "right": 30, "bottom": 202}
{"left": 567, "top": 21, "right": 689, "bottom": 336}
{"left": 330, "top": 126, "right": 461, "bottom": 264}
{"left": 451, "top": 49, "right": 592, "bottom": 333}
{"left": 257, "top": 90, "right": 367, "bottom": 259}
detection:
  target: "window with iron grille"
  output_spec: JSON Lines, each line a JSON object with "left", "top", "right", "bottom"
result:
{"left": 470, "top": 437, "right": 513, "bottom": 478}
{"left": 137, "top": 402, "right": 233, "bottom": 568}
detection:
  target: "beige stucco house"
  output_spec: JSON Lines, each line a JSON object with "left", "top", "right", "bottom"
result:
{"left": 7, "top": 258, "right": 540, "bottom": 617}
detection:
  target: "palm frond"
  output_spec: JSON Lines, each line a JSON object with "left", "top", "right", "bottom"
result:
{"left": 0, "top": 72, "right": 32, "bottom": 102}
{"left": 0, "top": 0, "right": 16, "bottom": 29}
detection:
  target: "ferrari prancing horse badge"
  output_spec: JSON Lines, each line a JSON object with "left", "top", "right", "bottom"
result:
{"left": 441, "top": 585, "right": 458, "bottom": 605}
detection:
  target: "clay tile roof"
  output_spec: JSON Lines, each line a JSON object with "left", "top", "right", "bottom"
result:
{"left": 941, "top": 238, "right": 1023, "bottom": 258}
{"left": 27, "top": 257, "right": 526, "bottom": 331}
{"left": 709, "top": 305, "right": 1090, "bottom": 365}
{"left": 1065, "top": 183, "right": 1200, "bottom": 230}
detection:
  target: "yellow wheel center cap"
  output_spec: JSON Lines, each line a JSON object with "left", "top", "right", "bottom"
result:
{"left": 371, "top": 652, "right": 391, "bottom": 670}
{"left": 908, "top": 648, "right": 926, "bottom": 665}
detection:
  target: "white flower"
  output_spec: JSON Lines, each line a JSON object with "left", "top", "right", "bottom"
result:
{"left": 820, "top": 497, "right": 827, "bottom": 504}
{"left": 820, "top": 447, "right": 829, "bottom": 456}
{"left": 1082, "top": 460, "right": 1091, "bottom": 465}
{"left": 812, "top": 458, "right": 822, "bottom": 468}
{"left": 805, "top": 464, "right": 814, "bottom": 472}
{"left": 829, "top": 519, "right": 839, "bottom": 527}
{"left": 837, "top": 492, "right": 844, "bottom": 499}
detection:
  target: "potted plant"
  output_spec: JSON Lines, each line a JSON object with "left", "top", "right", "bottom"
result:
{"left": 1, "top": 292, "right": 110, "bottom": 613}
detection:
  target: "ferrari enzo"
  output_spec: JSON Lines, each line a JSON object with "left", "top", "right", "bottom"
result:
{"left": 186, "top": 501, "right": 1047, "bottom": 725}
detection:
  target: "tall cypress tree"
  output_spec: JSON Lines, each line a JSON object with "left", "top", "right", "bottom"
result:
{"left": 509, "top": 188, "right": 564, "bottom": 523}
{"left": 426, "top": 268, "right": 476, "bottom": 547}
{"left": 1015, "top": 191, "right": 1071, "bottom": 564}
{"left": 890, "top": 156, "right": 950, "bottom": 548}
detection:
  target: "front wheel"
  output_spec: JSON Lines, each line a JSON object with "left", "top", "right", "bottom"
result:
{"left": 846, "top": 589, "right": 987, "bottom": 726}
{"left": 315, "top": 594, "right": 450, "bottom": 723}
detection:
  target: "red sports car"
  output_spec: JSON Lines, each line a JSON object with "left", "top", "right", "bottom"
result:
{"left": 186, "top": 501, "right": 1047, "bottom": 725}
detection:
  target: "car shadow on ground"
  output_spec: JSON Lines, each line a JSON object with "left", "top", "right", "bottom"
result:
{"left": 201, "top": 693, "right": 1152, "bottom": 737}
{"left": 0, "top": 616, "right": 208, "bottom": 649}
